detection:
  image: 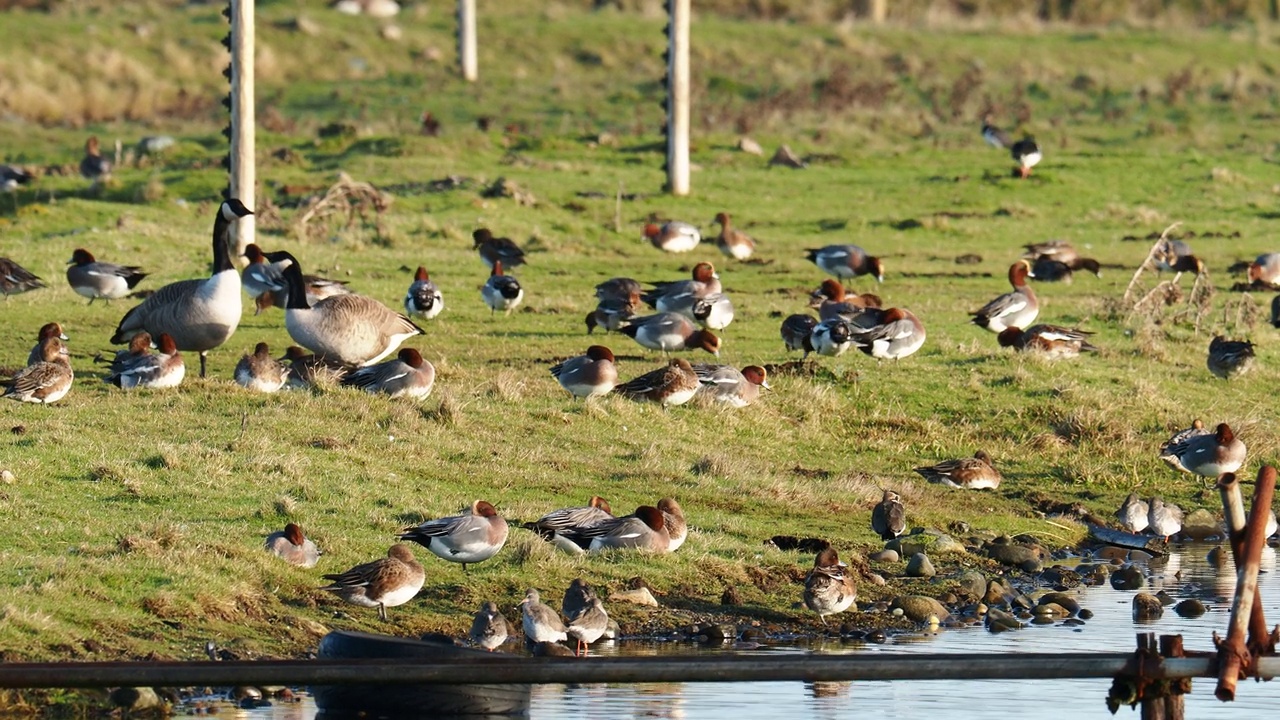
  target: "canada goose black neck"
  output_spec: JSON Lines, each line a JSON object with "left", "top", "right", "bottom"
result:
{"left": 212, "top": 200, "right": 252, "bottom": 274}
{"left": 269, "top": 251, "right": 311, "bottom": 310}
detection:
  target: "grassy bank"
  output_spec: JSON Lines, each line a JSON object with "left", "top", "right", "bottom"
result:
{"left": 1, "top": 3, "right": 1279, "bottom": 670}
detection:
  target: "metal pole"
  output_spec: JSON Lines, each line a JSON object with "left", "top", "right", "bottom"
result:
{"left": 666, "top": 0, "right": 690, "bottom": 196}
{"left": 1216, "top": 465, "right": 1276, "bottom": 701}
{"left": 229, "top": 0, "right": 256, "bottom": 256}
{"left": 3, "top": 654, "right": 1280, "bottom": 689}
{"left": 458, "top": 0, "right": 477, "bottom": 82}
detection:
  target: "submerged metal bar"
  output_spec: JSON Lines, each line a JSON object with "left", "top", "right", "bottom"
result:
{"left": 4, "top": 655, "right": 1280, "bottom": 689}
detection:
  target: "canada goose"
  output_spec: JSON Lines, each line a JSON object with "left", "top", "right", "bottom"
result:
{"left": 110, "top": 199, "right": 253, "bottom": 377}
{"left": 267, "top": 250, "right": 423, "bottom": 366}
{"left": 66, "top": 248, "right": 148, "bottom": 304}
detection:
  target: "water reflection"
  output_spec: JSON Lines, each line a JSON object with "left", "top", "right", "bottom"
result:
{"left": 245, "top": 543, "right": 1280, "bottom": 720}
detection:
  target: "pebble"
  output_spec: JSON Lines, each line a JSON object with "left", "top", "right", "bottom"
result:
{"left": 1132, "top": 593, "right": 1163, "bottom": 621}
{"left": 1037, "top": 592, "right": 1082, "bottom": 615}
{"left": 610, "top": 587, "right": 659, "bottom": 607}
{"left": 0, "top": 469, "right": 13, "bottom": 483}
{"left": 1110, "top": 564, "right": 1146, "bottom": 591}
{"left": 868, "top": 549, "right": 899, "bottom": 563}
{"left": 1174, "top": 598, "right": 1207, "bottom": 618}
{"left": 890, "top": 595, "right": 951, "bottom": 623}
{"left": 905, "top": 553, "right": 936, "bottom": 578}
{"left": 985, "top": 607, "right": 1023, "bottom": 633}
{"left": 1182, "top": 509, "right": 1220, "bottom": 541}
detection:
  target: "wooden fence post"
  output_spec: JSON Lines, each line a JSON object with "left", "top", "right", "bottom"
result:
{"left": 665, "top": 0, "right": 690, "bottom": 196}
{"left": 458, "top": 0, "right": 478, "bottom": 82}
{"left": 228, "top": 0, "right": 256, "bottom": 257}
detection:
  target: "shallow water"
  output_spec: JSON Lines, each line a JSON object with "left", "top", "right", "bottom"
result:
{"left": 238, "top": 542, "right": 1280, "bottom": 719}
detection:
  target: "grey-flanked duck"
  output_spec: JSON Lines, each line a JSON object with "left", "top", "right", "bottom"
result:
{"left": 644, "top": 221, "right": 700, "bottom": 253}
{"left": 914, "top": 451, "right": 1002, "bottom": 490}
{"left": 105, "top": 332, "right": 184, "bottom": 390}
{"left": 712, "top": 212, "right": 756, "bottom": 260}
{"left": 66, "top": 248, "right": 147, "bottom": 304}
{"left": 849, "top": 308, "right": 926, "bottom": 360}
{"left": 1207, "top": 336, "right": 1255, "bottom": 380}
{"left": 241, "top": 243, "right": 290, "bottom": 315}
{"left": 692, "top": 363, "right": 769, "bottom": 407}
{"left": 809, "top": 279, "right": 883, "bottom": 322}
{"left": 620, "top": 312, "right": 720, "bottom": 356}
{"left": 341, "top": 348, "right": 436, "bottom": 399}
{"left": 563, "top": 505, "right": 671, "bottom": 553}
{"left": 270, "top": 249, "right": 423, "bottom": 367}
{"left": 1247, "top": 253, "right": 1280, "bottom": 285}
{"left": 234, "top": 342, "right": 290, "bottom": 393}
{"left": 1, "top": 257, "right": 47, "bottom": 297}
{"left": 613, "top": 358, "right": 702, "bottom": 407}
{"left": 550, "top": 345, "right": 618, "bottom": 399}
{"left": 1030, "top": 256, "right": 1102, "bottom": 283}
{"left": 404, "top": 266, "right": 444, "bottom": 320}
{"left": 321, "top": 544, "right": 425, "bottom": 622}
{"left": 265, "top": 522, "right": 322, "bottom": 568}
{"left": 802, "top": 547, "right": 857, "bottom": 624}
{"left": 641, "top": 262, "right": 721, "bottom": 313}
{"left": 810, "top": 318, "right": 854, "bottom": 357}
{"left": 473, "top": 228, "right": 526, "bottom": 271}
{"left": 110, "top": 199, "right": 252, "bottom": 377}
{"left": 528, "top": 497, "right": 614, "bottom": 554}
{"left": 657, "top": 498, "right": 687, "bottom": 551}
{"left": 981, "top": 117, "right": 1012, "bottom": 149}
{"left": 971, "top": 260, "right": 1037, "bottom": 333}
{"left": 997, "top": 324, "right": 1098, "bottom": 358}
{"left": 1160, "top": 422, "right": 1245, "bottom": 478}
{"left": 482, "top": 260, "right": 524, "bottom": 315}
{"left": 400, "top": 500, "right": 509, "bottom": 572}
{"left": 871, "top": 490, "right": 906, "bottom": 541}
{"left": 805, "top": 245, "right": 884, "bottom": 285}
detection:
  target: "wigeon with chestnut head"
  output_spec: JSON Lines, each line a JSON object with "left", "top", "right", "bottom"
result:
{"left": 265, "top": 522, "right": 322, "bottom": 568}
{"left": 619, "top": 312, "right": 720, "bottom": 356}
{"left": 1159, "top": 422, "right": 1245, "bottom": 478}
{"left": 482, "top": 260, "right": 524, "bottom": 315}
{"left": 997, "top": 324, "right": 1097, "bottom": 359}
{"left": 66, "top": 248, "right": 147, "bottom": 304}
{"left": 849, "top": 308, "right": 926, "bottom": 360}
{"left": 692, "top": 363, "right": 769, "bottom": 408}
{"left": 400, "top": 500, "right": 509, "bottom": 572}
{"left": 341, "top": 347, "right": 436, "bottom": 399}
{"left": 404, "top": 266, "right": 444, "bottom": 320}
{"left": 643, "top": 221, "right": 700, "bottom": 253}
{"left": 550, "top": 345, "right": 618, "bottom": 399}
{"left": 473, "top": 228, "right": 526, "bottom": 271}
{"left": 641, "top": 262, "right": 721, "bottom": 312}
{"left": 803, "top": 547, "right": 857, "bottom": 624}
{"left": 971, "top": 261, "right": 1037, "bottom": 333}
{"left": 804, "top": 245, "right": 884, "bottom": 285}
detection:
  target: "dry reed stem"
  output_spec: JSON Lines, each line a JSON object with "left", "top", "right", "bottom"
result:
{"left": 294, "top": 172, "right": 393, "bottom": 242}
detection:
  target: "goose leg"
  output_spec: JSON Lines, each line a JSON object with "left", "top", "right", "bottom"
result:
{"left": 199, "top": 351, "right": 209, "bottom": 378}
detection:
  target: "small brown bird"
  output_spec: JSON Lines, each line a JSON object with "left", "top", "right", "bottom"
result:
{"left": 320, "top": 544, "right": 425, "bottom": 622}
{"left": 803, "top": 547, "right": 857, "bottom": 624}
{"left": 870, "top": 490, "right": 906, "bottom": 541}
{"left": 613, "top": 358, "right": 701, "bottom": 407}
{"left": 469, "top": 601, "right": 510, "bottom": 651}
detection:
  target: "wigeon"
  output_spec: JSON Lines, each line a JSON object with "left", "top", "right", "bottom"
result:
{"left": 641, "top": 262, "right": 721, "bottom": 312}
{"left": 234, "top": 342, "right": 290, "bottom": 393}
{"left": 0, "top": 257, "right": 47, "bottom": 296}
{"left": 644, "top": 221, "right": 700, "bottom": 253}
{"left": 520, "top": 589, "right": 567, "bottom": 644}
{"left": 971, "top": 260, "right": 1037, "bottom": 333}
{"left": 105, "top": 332, "right": 184, "bottom": 389}
{"left": 1154, "top": 239, "right": 1202, "bottom": 278}
{"left": 550, "top": 345, "right": 618, "bottom": 399}
{"left": 802, "top": 547, "right": 857, "bottom": 624}
{"left": 241, "top": 243, "right": 290, "bottom": 315}
{"left": 264, "top": 522, "right": 322, "bottom": 568}
{"left": 619, "top": 312, "right": 720, "bottom": 356}
{"left": 0, "top": 164, "right": 33, "bottom": 192}
{"left": 781, "top": 314, "right": 818, "bottom": 358}
{"left": 810, "top": 318, "right": 854, "bottom": 357}
{"left": 914, "top": 451, "right": 1002, "bottom": 490}
{"left": 65, "top": 248, "right": 147, "bottom": 304}
{"left": 1247, "top": 253, "right": 1280, "bottom": 285}
{"left": 1010, "top": 137, "right": 1041, "bottom": 178}
{"left": 692, "top": 363, "right": 769, "bottom": 407}
{"left": 529, "top": 496, "right": 614, "bottom": 554}
{"left": 469, "top": 601, "right": 510, "bottom": 651}
{"left": 849, "top": 308, "right": 926, "bottom": 360}
{"left": 341, "top": 348, "right": 436, "bottom": 399}
{"left": 586, "top": 295, "right": 638, "bottom": 334}
{"left": 4, "top": 336, "right": 72, "bottom": 404}
{"left": 997, "top": 324, "right": 1098, "bottom": 358}
{"left": 404, "top": 266, "right": 444, "bottom": 320}
{"left": 80, "top": 136, "right": 111, "bottom": 185}
{"left": 981, "top": 116, "right": 1012, "bottom": 149}
{"left": 1021, "top": 240, "right": 1078, "bottom": 264}
{"left": 613, "top": 358, "right": 702, "bottom": 407}
{"left": 268, "top": 250, "right": 423, "bottom": 367}
{"left": 104, "top": 332, "right": 151, "bottom": 375}
{"left": 712, "top": 212, "right": 756, "bottom": 260}
{"left": 691, "top": 292, "right": 735, "bottom": 330}
{"left": 320, "top": 543, "right": 425, "bottom": 622}
{"left": 473, "top": 228, "right": 527, "bottom": 270}
{"left": 400, "top": 500, "right": 509, "bottom": 572}
{"left": 804, "top": 245, "right": 884, "bottom": 285}
{"left": 280, "top": 345, "right": 352, "bottom": 388}
{"left": 1160, "top": 422, "right": 1245, "bottom": 477}
{"left": 1117, "top": 494, "right": 1150, "bottom": 534}
{"left": 1158, "top": 419, "right": 1207, "bottom": 467}
{"left": 809, "top": 279, "right": 883, "bottom": 322}
{"left": 301, "top": 275, "right": 352, "bottom": 303}
{"left": 1147, "top": 498, "right": 1183, "bottom": 541}
{"left": 565, "top": 596, "right": 609, "bottom": 656}
{"left": 572, "top": 505, "right": 671, "bottom": 553}
{"left": 1207, "top": 336, "right": 1255, "bottom": 380}
{"left": 871, "top": 490, "right": 905, "bottom": 541}
{"left": 595, "top": 277, "right": 643, "bottom": 304}
{"left": 657, "top": 498, "right": 687, "bottom": 551}
{"left": 1030, "top": 256, "right": 1102, "bottom": 283}
{"left": 561, "top": 578, "right": 599, "bottom": 623}
{"left": 110, "top": 200, "right": 252, "bottom": 377}
{"left": 482, "top": 260, "right": 524, "bottom": 315}
{"left": 27, "top": 323, "right": 69, "bottom": 366}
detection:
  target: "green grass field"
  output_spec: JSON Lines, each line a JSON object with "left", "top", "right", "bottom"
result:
{"left": 1, "top": 2, "right": 1280, "bottom": 672}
